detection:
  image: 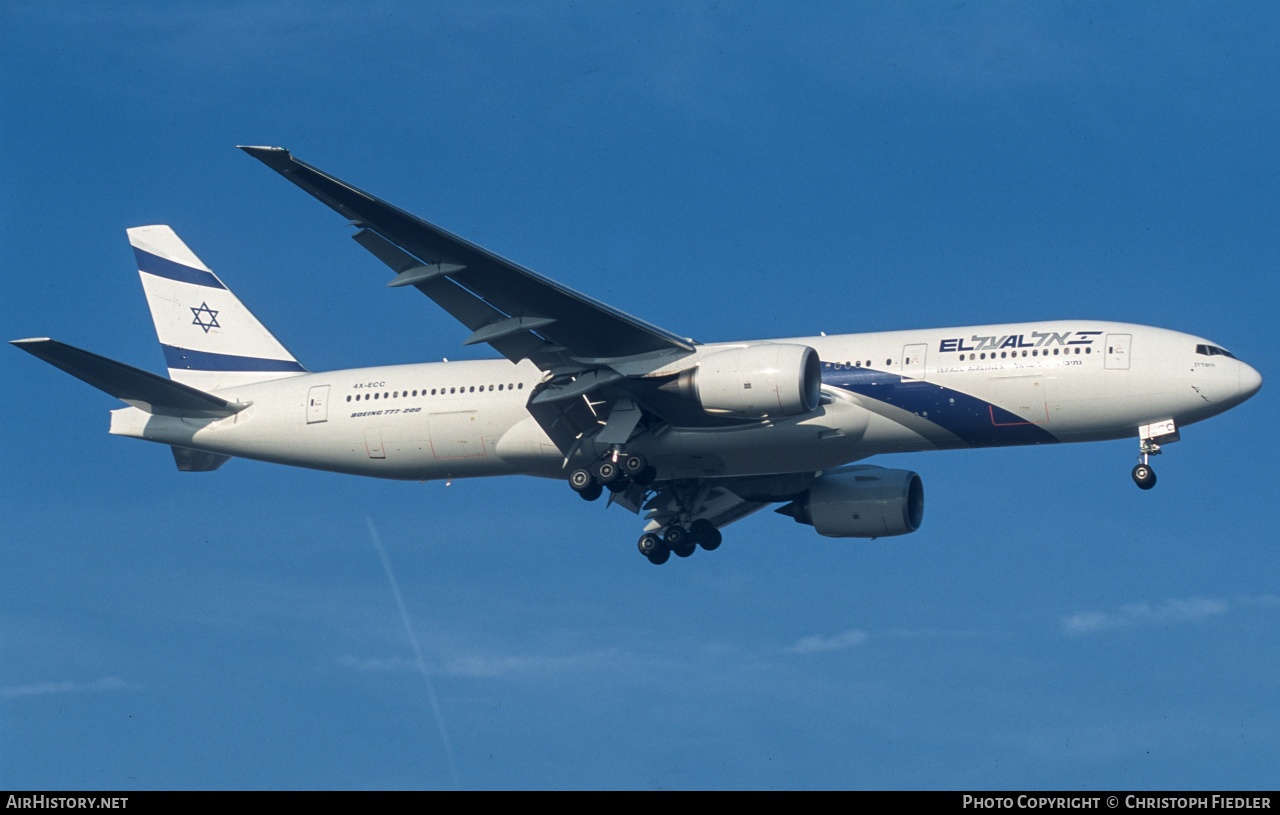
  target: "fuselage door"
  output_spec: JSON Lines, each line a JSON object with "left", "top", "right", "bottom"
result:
{"left": 307, "top": 385, "right": 330, "bottom": 423}
{"left": 902, "top": 344, "right": 928, "bottom": 380}
{"left": 430, "top": 411, "right": 487, "bottom": 458}
{"left": 1105, "top": 334, "right": 1132, "bottom": 370}
{"left": 365, "top": 427, "right": 386, "bottom": 459}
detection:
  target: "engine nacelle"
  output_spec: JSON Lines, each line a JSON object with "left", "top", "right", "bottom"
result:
{"left": 674, "top": 344, "right": 822, "bottom": 418}
{"left": 778, "top": 467, "right": 924, "bottom": 538}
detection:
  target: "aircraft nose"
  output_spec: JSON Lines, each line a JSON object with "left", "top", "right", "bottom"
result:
{"left": 1238, "top": 362, "right": 1263, "bottom": 401}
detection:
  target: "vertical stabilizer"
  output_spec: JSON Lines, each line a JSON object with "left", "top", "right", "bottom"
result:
{"left": 129, "top": 225, "right": 306, "bottom": 390}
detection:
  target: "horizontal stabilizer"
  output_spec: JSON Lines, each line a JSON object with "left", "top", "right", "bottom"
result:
{"left": 11, "top": 338, "right": 248, "bottom": 418}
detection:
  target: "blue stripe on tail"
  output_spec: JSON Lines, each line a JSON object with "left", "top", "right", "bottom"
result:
{"left": 162, "top": 345, "right": 307, "bottom": 373}
{"left": 133, "top": 247, "right": 226, "bottom": 289}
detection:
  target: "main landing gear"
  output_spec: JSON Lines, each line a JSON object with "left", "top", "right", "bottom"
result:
{"left": 568, "top": 457, "right": 724, "bottom": 566}
{"left": 568, "top": 450, "right": 655, "bottom": 502}
{"left": 637, "top": 519, "right": 722, "bottom": 566}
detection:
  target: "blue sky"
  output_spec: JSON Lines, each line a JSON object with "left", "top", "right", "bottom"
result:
{"left": 2, "top": 1, "right": 1276, "bottom": 790}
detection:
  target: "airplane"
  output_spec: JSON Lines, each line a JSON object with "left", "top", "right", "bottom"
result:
{"left": 12, "top": 146, "right": 1263, "bottom": 565}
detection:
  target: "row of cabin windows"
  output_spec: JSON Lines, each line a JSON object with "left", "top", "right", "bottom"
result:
{"left": 836, "top": 347, "right": 1095, "bottom": 368}
{"left": 957, "top": 347, "right": 1091, "bottom": 362}
{"left": 346, "top": 382, "right": 524, "bottom": 402}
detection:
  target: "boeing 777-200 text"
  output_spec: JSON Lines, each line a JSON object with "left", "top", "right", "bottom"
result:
{"left": 13, "top": 147, "right": 1263, "bottom": 564}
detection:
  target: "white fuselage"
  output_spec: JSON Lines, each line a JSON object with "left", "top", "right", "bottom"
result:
{"left": 108, "top": 320, "right": 1261, "bottom": 482}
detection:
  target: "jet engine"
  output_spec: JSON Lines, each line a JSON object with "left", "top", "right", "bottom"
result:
{"left": 777, "top": 466, "right": 924, "bottom": 538}
{"left": 670, "top": 343, "right": 822, "bottom": 418}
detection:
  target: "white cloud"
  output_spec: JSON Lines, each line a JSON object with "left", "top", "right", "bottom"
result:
{"left": 1062, "top": 597, "right": 1230, "bottom": 636}
{"left": 340, "top": 648, "right": 632, "bottom": 679}
{"left": 0, "top": 676, "right": 141, "bottom": 699}
{"left": 787, "top": 629, "right": 869, "bottom": 654}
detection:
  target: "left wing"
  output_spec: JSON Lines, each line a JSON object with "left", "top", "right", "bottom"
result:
{"left": 238, "top": 146, "right": 696, "bottom": 370}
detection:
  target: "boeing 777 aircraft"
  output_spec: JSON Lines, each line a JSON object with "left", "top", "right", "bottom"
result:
{"left": 13, "top": 147, "right": 1263, "bottom": 564}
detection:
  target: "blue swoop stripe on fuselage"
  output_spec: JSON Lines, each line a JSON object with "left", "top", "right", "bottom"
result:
{"left": 822, "top": 362, "right": 1058, "bottom": 447}
{"left": 134, "top": 247, "right": 226, "bottom": 289}
{"left": 162, "top": 344, "right": 307, "bottom": 373}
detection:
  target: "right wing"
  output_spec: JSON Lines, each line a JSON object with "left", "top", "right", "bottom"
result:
{"left": 238, "top": 146, "right": 696, "bottom": 371}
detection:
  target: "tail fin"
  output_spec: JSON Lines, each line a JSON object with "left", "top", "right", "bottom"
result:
{"left": 129, "top": 225, "right": 306, "bottom": 390}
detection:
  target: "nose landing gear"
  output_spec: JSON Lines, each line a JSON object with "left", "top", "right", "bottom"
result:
{"left": 1131, "top": 420, "right": 1179, "bottom": 490}
{"left": 1131, "top": 438, "right": 1161, "bottom": 490}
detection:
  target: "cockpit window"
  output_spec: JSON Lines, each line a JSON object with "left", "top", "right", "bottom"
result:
{"left": 1196, "top": 344, "right": 1237, "bottom": 359}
